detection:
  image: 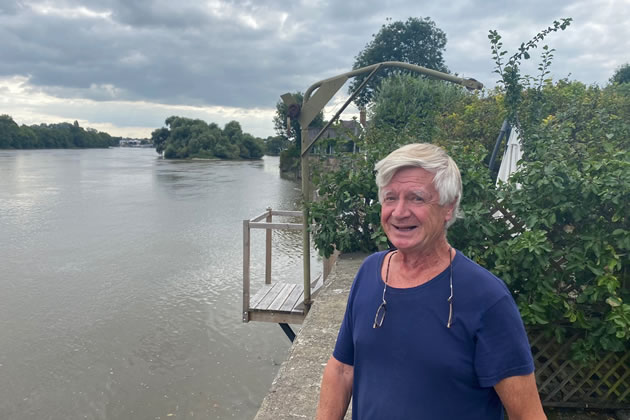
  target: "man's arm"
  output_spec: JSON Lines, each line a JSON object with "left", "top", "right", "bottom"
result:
{"left": 494, "top": 373, "right": 547, "bottom": 420}
{"left": 316, "top": 356, "right": 353, "bottom": 420}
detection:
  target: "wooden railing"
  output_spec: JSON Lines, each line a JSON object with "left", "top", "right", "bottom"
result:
{"left": 243, "top": 207, "right": 326, "bottom": 324}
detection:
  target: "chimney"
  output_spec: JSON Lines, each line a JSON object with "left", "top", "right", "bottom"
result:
{"left": 359, "top": 107, "right": 367, "bottom": 127}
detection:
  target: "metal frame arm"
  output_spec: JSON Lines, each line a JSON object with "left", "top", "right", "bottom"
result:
{"left": 296, "top": 61, "right": 482, "bottom": 156}
{"left": 304, "top": 61, "right": 481, "bottom": 102}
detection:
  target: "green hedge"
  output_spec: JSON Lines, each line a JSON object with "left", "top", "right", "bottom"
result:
{"left": 309, "top": 80, "right": 630, "bottom": 361}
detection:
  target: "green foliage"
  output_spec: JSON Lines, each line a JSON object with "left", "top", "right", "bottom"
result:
{"left": 349, "top": 17, "right": 448, "bottom": 108}
{"left": 436, "top": 90, "right": 506, "bottom": 163}
{"left": 279, "top": 143, "right": 300, "bottom": 173}
{"left": 487, "top": 82, "right": 630, "bottom": 360}
{"left": 610, "top": 63, "right": 630, "bottom": 85}
{"left": 488, "top": 18, "right": 572, "bottom": 123}
{"left": 151, "top": 116, "right": 264, "bottom": 160}
{"left": 310, "top": 76, "right": 492, "bottom": 258}
{"left": 370, "top": 74, "right": 467, "bottom": 139}
{"left": 309, "top": 26, "right": 630, "bottom": 359}
{"left": 264, "top": 135, "right": 290, "bottom": 156}
{"left": 484, "top": 20, "right": 629, "bottom": 359}
{"left": 0, "top": 115, "right": 119, "bottom": 149}
{"left": 309, "top": 126, "right": 392, "bottom": 257}
{"left": 274, "top": 92, "right": 325, "bottom": 172}
{"left": 273, "top": 92, "right": 324, "bottom": 144}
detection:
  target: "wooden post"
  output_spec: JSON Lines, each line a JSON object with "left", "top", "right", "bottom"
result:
{"left": 243, "top": 219, "right": 251, "bottom": 322}
{"left": 265, "top": 207, "right": 272, "bottom": 285}
{"left": 301, "top": 126, "right": 312, "bottom": 307}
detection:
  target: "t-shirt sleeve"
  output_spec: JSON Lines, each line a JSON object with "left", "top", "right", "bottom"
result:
{"left": 474, "top": 294, "right": 534, "bottom": 387}
{"left": 333, "top": 270, "right": 361, "bottom": 366}
{"left": 332, "top": 291, "right": 355, "bottom": 366}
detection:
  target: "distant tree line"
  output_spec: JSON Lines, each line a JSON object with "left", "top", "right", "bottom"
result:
{"left": 0, "top": 115, "right": 120, "bottom": 149}
{"left": 151, "top": 116, "right": 266, "bottom": 160}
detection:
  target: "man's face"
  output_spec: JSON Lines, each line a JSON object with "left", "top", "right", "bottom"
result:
{"left": 380, "top": 167, "right": 454, "bottom": 254}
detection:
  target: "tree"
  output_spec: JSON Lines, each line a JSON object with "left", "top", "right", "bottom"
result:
{"left": 0, "top": 115, "right": 118, "bottom": 149}
{"left": 273, "top": 92, "right": 325, "bottom": 172}
{"left": 610, "top": 63, "right": 630, "bottom": 85}
{"left": 263, "top": 135, "right": 289, "bottom": 155}
{"left": 0, "top": 114, "right": 20, "bottom": 148}
{"left": 224, "top": 120, "right": 243, "bottom": 142}
{"left": 240, "top": 133, "right": 264, "bottom": 159}
{"left": 151, "top": 127, "right": 170, "bottom": 154}
{"left": 152, "top": 116, "right": 263, "bottom": 160}
{"left": 349, "top": 17, "right": 448, "bottom": 108}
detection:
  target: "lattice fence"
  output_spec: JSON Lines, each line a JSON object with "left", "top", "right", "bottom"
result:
{"left": 490, "top": 204, "right": 630, "bottom": 408}
{"left": 529, "top": 329, "right": 630, "bottom": 409}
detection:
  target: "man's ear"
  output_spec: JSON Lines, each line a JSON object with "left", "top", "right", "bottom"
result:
{"left": 443, "top": 202, "right": 455, "bottom": 222}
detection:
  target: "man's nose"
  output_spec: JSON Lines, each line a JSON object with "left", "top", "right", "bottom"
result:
{"left": 392, "top": 198, "right": 410, "bottom": 217}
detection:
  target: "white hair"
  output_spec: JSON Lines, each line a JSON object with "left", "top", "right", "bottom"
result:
{"left": 374, "top": 143, "right": 462, "bottom": 228}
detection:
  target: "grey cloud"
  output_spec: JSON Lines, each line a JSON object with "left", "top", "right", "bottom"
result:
{"left": 1, "top": 0, "right": 626, "bottom": 122}
{"left": 109, "top": 0, "right": 212, "bottom": 29}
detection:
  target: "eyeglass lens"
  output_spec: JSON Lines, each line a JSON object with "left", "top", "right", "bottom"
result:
{"left": 373, "top": 302, "right": 386, "bottom": 328}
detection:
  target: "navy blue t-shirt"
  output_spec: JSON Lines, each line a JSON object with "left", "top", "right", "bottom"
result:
{"left": 333, "top": 250, "right": 534, "bottom": 420}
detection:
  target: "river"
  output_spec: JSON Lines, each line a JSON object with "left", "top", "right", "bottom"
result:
{"left": 0, "top": 148, "right": 320, "bottom": 420}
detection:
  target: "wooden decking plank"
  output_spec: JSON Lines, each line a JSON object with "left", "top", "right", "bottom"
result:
{"left": 251, "top": 283, "right": 280, "bottom": 310}
{"left": 268, "top": 284, "right": 297, "bottom": 311}
{"left": 292, "top": 289, "right": 306, "bottom": 312}
{"left": 250, "top": 284, "right": 272, "bottom": 309}
{"left": 279, "top": 284, "right": 305, "bottom": 312}
{"left": 248, "top": 274, "right": 326, "bottom": 323}
{"left": 256, "top": 282, "right": 286, "bottom": 310}
{"left": 291, "top": 279, "right": 326, "bottom": 312}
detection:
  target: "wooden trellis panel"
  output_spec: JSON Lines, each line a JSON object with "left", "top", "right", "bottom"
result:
{"left": 489, "top": 204, "right": 629, "bottom": 408}
{"left": 529, "top": 329, "right": 630, "bottom": 409}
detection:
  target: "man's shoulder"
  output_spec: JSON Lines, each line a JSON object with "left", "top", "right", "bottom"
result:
{"left": 454, "top": 250, "right": 513, "bottom": 303}
{"left": 356, "top": 250, "right": 388, "bottom": 272}
{"left": 350, "top": 250, "right": 388, "bottom": 288}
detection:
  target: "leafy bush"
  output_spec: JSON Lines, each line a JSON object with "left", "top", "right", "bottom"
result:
{"left": 489, "top": 83, "right": 630, "bottom": 360}
{"left": 309, "top": 24, "right": 630, "bottom": 359}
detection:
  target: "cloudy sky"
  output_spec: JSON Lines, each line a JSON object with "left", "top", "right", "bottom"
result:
{"left": 1, "top": 0, "right": 629, "bottom": 139}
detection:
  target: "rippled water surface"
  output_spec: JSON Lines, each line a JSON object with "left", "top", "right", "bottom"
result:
{"left": 0, "top": 149, "right": 319, "bottom": 420}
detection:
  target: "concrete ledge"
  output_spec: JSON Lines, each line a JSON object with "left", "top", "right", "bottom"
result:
{"left": 254, "top": 253, "right": 366, "bottom": 420}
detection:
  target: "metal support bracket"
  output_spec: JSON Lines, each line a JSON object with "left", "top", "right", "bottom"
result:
{"left": 279, "top": 323, "right": 296, "bottom": 342}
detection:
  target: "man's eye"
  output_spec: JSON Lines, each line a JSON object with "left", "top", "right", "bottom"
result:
{"left": 412, "top": 196, "right": 425, "bottom": 202}
{"left": 384, "top": 196, "right": 396, "bottom": 202}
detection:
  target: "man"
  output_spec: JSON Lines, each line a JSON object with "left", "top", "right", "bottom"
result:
{"left": 316, "top": 143, "right": 546, "bottom": 419}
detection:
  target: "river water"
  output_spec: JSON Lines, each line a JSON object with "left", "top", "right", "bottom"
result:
{"left": 0, "top": 148, "right": 320, "bottom": 420}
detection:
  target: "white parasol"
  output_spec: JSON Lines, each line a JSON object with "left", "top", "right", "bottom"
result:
{"left": 496, "top": 127, "right": 523, "bottom": 186}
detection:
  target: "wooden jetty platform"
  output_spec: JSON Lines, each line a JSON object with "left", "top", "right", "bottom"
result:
{"left": 242, "top": 208, "right": 333, "bottom": 329}
{"left": 247, "top": 276, "right": 323, "bottom": 324}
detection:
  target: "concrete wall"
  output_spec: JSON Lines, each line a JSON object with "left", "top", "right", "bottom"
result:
{"left": 254, "top": 253, "right": 366, "bottom": 420}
